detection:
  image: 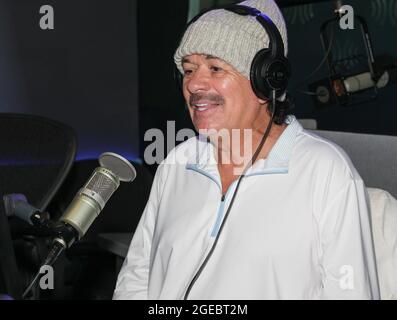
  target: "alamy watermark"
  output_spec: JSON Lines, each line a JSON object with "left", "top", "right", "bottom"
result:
{"left": 39, "top": 5, "right": 54, "bottom": 30}
{"left": 339, "top": 265, "right": 355, "bottom": 290}
{"left": 39, "top": 265, "right": 54, "bottom": 290}
{"left": 338, "top": 5, "right": 355, "bottom": 30}
{"left": 144, "top": 121, "right": 254, "bottom": 175}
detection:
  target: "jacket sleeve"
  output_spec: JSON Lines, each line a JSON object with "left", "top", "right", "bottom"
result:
{"left": 318, "top": 178, "right": 380, "bottom": 299}
{"left": 112, "top": 164, "right": 164, "bottom": 300}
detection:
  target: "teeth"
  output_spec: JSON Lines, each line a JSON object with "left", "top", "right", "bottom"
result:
{"left": 193, "top": 102, "right": 219, "bottom": 111}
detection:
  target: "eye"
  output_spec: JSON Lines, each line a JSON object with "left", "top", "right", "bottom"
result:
{"left": 210, "top": 66, "right": 223, "bottom": 72}
{"left": 183, "top": 69, "right": 193, "bottom": 77}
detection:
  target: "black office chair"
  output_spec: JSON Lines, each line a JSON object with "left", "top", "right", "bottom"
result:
{"left": 0, "top": 113, "right": 76, "bottom": 300}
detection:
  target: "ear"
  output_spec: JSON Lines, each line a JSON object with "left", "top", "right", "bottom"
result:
{"left": 258, "top": 97, "right": 268, "bottom": 105}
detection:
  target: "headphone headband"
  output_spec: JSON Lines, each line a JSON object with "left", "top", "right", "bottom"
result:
{"left": 224, "top": 4, "right": 285, "bottom": 59}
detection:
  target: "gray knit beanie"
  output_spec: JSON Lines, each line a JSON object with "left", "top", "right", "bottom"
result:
{"left": 174, "top": 0, "right": 288, "bottom": 80}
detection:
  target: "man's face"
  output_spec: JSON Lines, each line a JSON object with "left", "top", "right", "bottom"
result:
{"left": 181, "top": 54, "right": 266, "bottom": 134}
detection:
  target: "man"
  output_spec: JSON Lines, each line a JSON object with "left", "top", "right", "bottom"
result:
{"left": 113, "top": 0, "right": 380, "bottom": 299}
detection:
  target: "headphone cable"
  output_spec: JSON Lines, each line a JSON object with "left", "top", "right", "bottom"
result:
{"left": 183, "top": 91, "right": 277, "bottom": 300}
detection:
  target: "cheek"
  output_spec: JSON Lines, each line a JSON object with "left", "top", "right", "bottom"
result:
{"left": 216, "top": 79, "right": 240, "bottom": 106}
{"left": 217, "top": 79, "right": 253, "bottom": 110}
{"left": 182, "top": 85, "right": 189, "bottom": 102}
{"left": 220, "top": 74, "right": 254, "bottom": 96}
{"left": 182, "top": 88, "right": 193, "bottom": 114}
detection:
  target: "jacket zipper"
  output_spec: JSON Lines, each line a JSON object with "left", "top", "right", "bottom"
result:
{"left": 211, "top": 194, "right": 226, "bottom": 237}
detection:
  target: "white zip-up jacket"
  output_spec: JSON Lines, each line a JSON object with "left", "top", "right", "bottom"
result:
{"left": 113, "top": 116, "right": 380, "bottom": 300}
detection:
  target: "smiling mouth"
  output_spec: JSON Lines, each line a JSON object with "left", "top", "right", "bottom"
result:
{"left": 192, "top": 103, "right": 220, "bottom": 112}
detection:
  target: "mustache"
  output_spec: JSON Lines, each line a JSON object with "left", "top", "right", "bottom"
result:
{"left": 189, "top": 93, "right": 225, "bottom": 106}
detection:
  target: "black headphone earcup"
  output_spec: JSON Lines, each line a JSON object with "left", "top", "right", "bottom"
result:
{"left": 250, "top": 49, "right": 291, "bottom": 100}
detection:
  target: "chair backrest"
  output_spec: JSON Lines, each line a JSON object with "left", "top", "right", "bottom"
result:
{"left": 0, "top": 113, "right": 77, "bottom": 299}
{"left": 311, "top": 129, "right": 397, "bottom": 299}
{"left": 310, "top": 129, "right": 397, "bottom": 199}
{"left": 298, "top": 118, "right": 318, "bottom": 130}
{"left": 367, "top": 188, "right": 397, "bottom": 300}
{"left": 0, "top": 113, "right": 77, "bottom": 211}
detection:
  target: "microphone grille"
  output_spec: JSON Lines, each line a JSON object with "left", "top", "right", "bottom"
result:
{"left": 99, "top": 152, "right": 136, "bottom": 182}
{"left": 85, "top": 169, "right": 118, "bottom": 204}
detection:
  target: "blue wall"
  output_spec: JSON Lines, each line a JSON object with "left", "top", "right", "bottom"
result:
{"left": 0, "top": 0, "right": 140, "bottom": 161}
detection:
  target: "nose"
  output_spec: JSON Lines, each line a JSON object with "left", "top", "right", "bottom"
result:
{"left": 185, "top": 66, "right": 211, "bottom": 94}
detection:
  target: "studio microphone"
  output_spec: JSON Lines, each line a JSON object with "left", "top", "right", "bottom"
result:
{"left": 22, "top": 152, "right": 136, "bottom": 299}
{"left": 54, "top": 152, "right": 137, "bottom": 249}
{"left": 309, "top": 65, "right": 397, "bottom": 108}
{"left": 342, "top": 67, "right": 397, "bottom": 94}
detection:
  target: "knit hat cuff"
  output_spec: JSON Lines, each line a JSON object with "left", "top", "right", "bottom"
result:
{"left": 174, "top": 20, "right": 269, "bottom": 79}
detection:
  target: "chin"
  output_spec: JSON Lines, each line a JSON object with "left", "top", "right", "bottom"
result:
{"left": 192, "top": 119, "right": 212, "bottom": 130}
{"left": 194, "top": 122, "right": 228, "bottom": 139}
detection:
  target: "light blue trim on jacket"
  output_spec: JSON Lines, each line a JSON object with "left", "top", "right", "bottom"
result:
{"left": 211, "top": 198, "right": 226, "bottom": 237}
{"left": 185, "top": 115, "right": 301, "bottom": 177}
{"left": 186, "top": 164, "right": 221, "bottom": 190}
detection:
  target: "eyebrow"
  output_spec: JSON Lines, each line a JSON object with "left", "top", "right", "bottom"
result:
{"left": 182, "top": 54, "right": 222, "bottom": 64}
{"left": 205, "top": 54, "right": 219, "bottom": 60}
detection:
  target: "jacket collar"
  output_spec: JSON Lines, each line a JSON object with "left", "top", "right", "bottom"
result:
{"left": 186, "top": 115, "right": 302, "bottom": 176}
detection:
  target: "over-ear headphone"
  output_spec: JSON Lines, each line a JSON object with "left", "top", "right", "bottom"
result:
{"left": 174, "top": 4, "right": 291, "bottom": 101}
